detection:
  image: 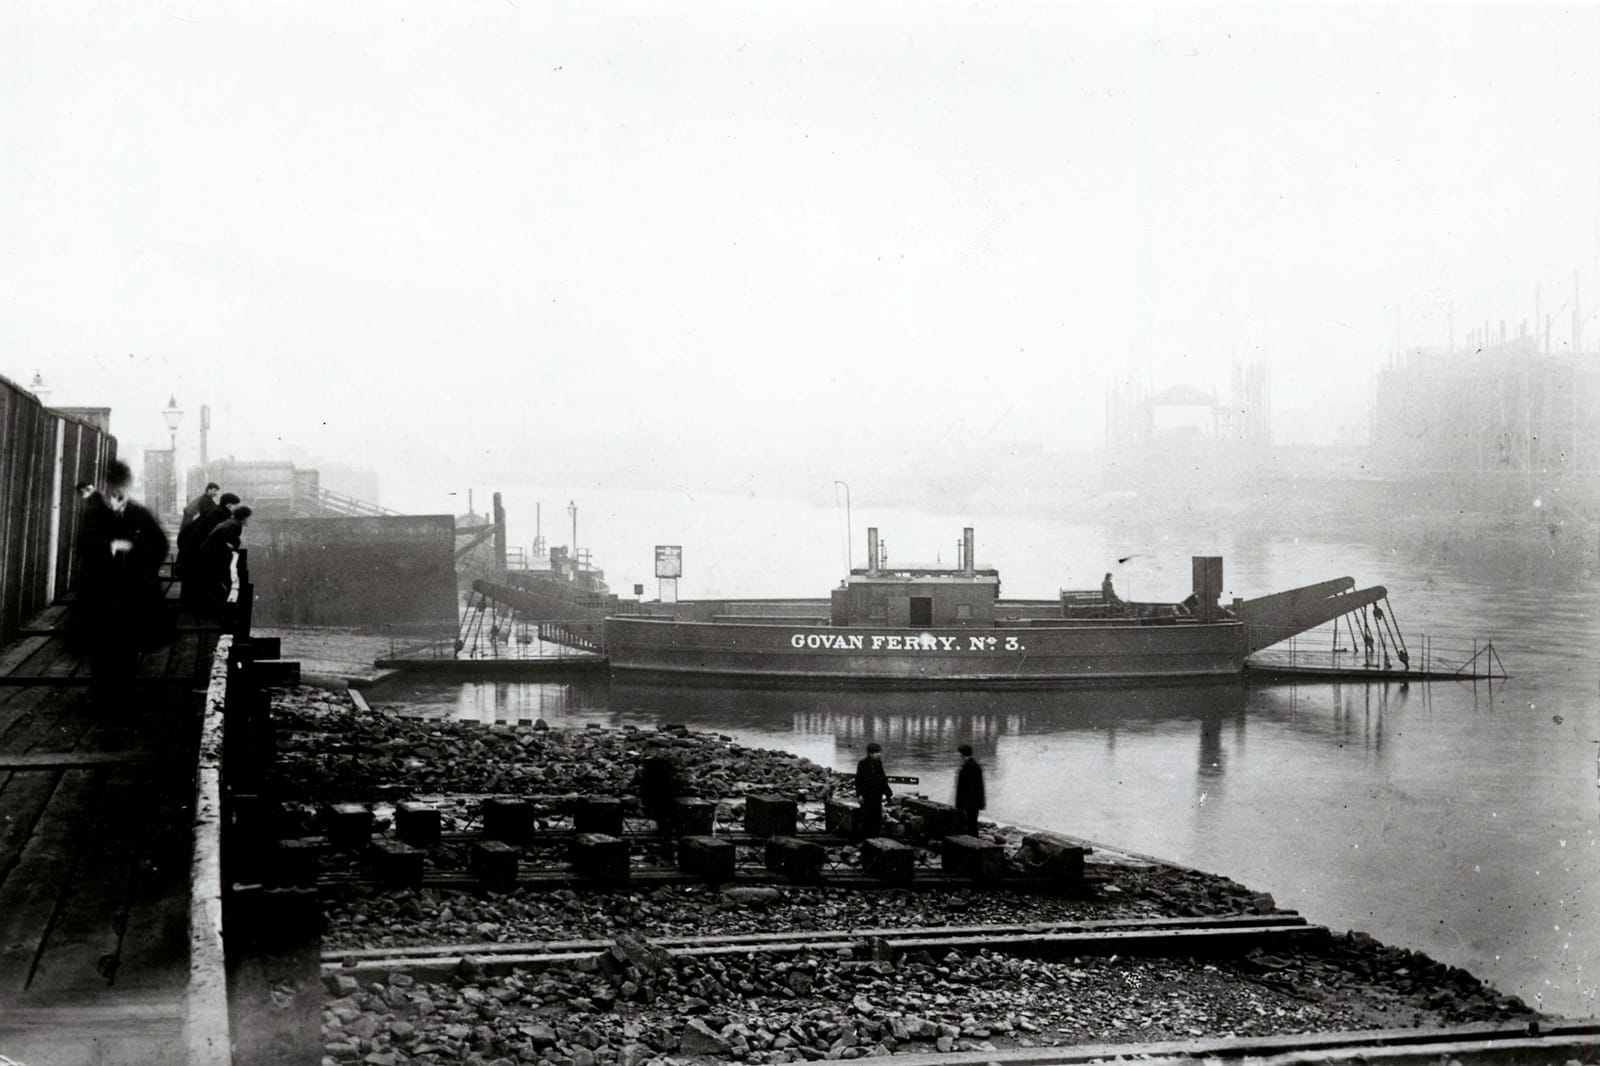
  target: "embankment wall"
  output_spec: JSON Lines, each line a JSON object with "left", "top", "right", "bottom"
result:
{"left": 248, "top": 515, "right": 457, "bottom": 632}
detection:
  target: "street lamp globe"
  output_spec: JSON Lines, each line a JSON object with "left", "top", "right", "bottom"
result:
{"left": 161, "top": 395, "right": 184, "bottom": 517}
{"left": 162, "top": 395, "right": 184, "bottom": 436}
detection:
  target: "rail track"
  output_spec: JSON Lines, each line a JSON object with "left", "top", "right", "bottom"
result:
{"left": 832, "top": 1021, "right": 1600, "bottom": 1066}
{"left": 320, "top": 916, "right": 1600, "bottom": 1064}
{"left": 322, "top": 913, "right": 1323, "bottom": 980}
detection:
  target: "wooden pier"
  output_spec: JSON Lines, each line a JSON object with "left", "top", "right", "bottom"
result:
{"left": 0, "top": 601, "right": 223, "bottom": 1065}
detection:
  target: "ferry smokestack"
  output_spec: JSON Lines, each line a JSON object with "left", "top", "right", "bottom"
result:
{"left": 1192, "top": 556, "right": 1223, "bottom": 623}
{"left": 963, "top": 527, "right": 975, "bottom": 577}
{"left": 867, "top": 527, "right": 879, "bottom": 574}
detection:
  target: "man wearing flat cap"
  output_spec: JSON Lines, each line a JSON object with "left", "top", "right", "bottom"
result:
{"left": 955, "top": 742, "right": 986, "bottom": 836}
{"left": 854, "top": 742, "right": 892, "bottom": 840}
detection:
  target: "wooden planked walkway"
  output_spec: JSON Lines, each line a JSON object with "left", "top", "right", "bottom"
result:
{"left": 0, "top": 599, "right": 220, "bottom": 1066}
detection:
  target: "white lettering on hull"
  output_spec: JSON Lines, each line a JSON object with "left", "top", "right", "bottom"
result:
{"left": 791, "top": 632, "right": 1027, "bottom": 652}
{"left": 789, "top": 633, "right": 868, "bottom": 650}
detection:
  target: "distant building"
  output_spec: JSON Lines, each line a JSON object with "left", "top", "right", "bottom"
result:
{"left": 187, "top": 459, "right": 396, "bottom": 519}
{"left": 1371, "top": 333, "right": 1599, "bottom": 495}
{"left": 1104, "top": 358, "right": 1271, "bottom": 489}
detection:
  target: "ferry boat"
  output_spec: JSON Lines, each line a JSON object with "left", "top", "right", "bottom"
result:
{"left": 597, "top": 527, "right": 1390, "bottom": 687}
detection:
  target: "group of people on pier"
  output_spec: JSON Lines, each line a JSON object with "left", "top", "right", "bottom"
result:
{"left": 67, "top": 462, "right": 253, "bottom": 700}
{"left": 173, "top": 479, "right": 253, "bottom": 612}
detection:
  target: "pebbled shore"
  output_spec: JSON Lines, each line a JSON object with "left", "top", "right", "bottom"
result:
{"left": 268, "top": 686, "right": 1539, "bottom": 1066}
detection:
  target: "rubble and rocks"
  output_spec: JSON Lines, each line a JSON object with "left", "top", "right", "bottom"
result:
{"left": 263, "top": 686, "right": 1536, "bottom": 1066}
{"left": 270, "top": 687, "right": 839, "bottom": 806}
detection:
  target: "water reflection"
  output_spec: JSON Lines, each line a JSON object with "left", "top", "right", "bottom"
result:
{"left": 611, "top": 677, "right": 1248, "bottom": 757}
{"left": 366, "top": 672, "right": 1442, "bottom": 777}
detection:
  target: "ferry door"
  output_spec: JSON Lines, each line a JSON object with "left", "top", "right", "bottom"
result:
{"left": 909, "top": 597, "right": 933, "bottom": 627}
{"left": 888, "top": 596, "right": 912, "bottom": 626}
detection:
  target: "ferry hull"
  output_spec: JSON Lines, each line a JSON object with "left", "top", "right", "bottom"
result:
{"left": 602, "top": 617, "right": 1250, "bottom": 687}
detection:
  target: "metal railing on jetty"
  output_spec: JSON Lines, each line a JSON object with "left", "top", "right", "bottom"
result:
{"left": 385, "top": 618, "right": 604, "bottom": 662}
{"left": 1246, "top": 624, "right": 1508, "bottom": 682}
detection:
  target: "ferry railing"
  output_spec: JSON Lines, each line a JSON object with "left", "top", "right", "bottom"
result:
{"left": 1248, "top": 624, "right": 1508, "bottom": 681}
{"left": 537, "top": 620, "right": 605, "bottom": 655}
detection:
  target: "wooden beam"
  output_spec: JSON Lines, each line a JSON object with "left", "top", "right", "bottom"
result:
{"left": 0, "top": 752, "right": 177, "bottom": 771}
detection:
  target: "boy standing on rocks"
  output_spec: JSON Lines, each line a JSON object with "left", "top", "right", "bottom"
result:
{"left": 637, "top": 744, "right": 681, "bottom": 862}
{"left": 854, "top": 742, "right": 892, "bottom": 839}
{"left": 955, "top": 742, "right": 986, "bottom": 836}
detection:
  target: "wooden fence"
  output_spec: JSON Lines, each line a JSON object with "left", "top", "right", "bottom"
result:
{"left": 0, "top": 373, "right": 117, "bottom": 646}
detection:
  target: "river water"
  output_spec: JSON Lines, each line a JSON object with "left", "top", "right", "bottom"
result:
{"left": 374, "top": 482, "right": 1600, "bottom": 1018}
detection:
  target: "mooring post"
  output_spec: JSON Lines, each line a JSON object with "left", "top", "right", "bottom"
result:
{"left": 227, "top": 883, "right": 323, "bottom": 1066}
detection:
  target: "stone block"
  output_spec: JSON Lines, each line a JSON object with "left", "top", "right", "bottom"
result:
{"left": 395, "top": 801, "right": 441, "bottom": 848}
{"left": 899, "top": 797, "right": 965, "bottom": 841}
{"left": 860, "top": 837, "right": 914, "bottom": 885}
{"left": 324, "top": 803, "right": 373, "bottom": 852}
{"left": 269, "top": 838, "right": 323, "bottom": 887}
{"left": 674, "top": 797, "right": 717, "bottom": 836}
{"left": 940, "top": 834, "right": 1004, "bottom": 882}
{"left": 1017, "top": 831, "right": 1087, "bottom": 890}
{"left": 574, "top": 797, "right": 624, "bottom": 836}
{"left": 824, "top": 798, "right": 858, "bottom": 836}
{"left": 482, "top": 798, "right": 535, "bottom": 845}
{"left": 764, "top": 835, "right": 825, "bottom": 883}
{"left": 573, "top": 833, "right": 630, "bottom": 882}
{"left": 744, "top": 794, "right": 797, "bottom": 838}
{"left": 369, "top": 839, "right": 425, "bottom": 886}
{"left": 678, "top": 835, "right": 735, "bottom": 883}
{"left": 471, "top": 840, "right": 521, "bottom": 891}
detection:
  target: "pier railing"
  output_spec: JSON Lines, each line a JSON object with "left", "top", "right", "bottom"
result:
{"left": 385, "top": 619, "right": 606, "bottom": 661}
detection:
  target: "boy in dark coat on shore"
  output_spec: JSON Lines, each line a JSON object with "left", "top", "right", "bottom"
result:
{"left": 955, "top": 742, "right": 986, "bottom": 836}
{"left": 854, "top": 742, "right": 892, "bottom": 839}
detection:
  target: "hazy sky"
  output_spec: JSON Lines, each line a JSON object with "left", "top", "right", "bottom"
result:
{"left": 5, "top": 1, "right": 1599, "bottom": 494}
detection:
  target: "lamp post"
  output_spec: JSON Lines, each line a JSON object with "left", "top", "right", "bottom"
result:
{"left": 833, "top": 480, "right": 852, "bottom": 572}
{"left": 162, "top": 395, "right": 183, "bottom": 517}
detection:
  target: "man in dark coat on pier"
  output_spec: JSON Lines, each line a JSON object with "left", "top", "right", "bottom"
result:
{"left": 72, "top": 463, "right": 170, "bottom": 703}
{"left": 854, "top": 742, "right": 892, "bottom": 840}
{"left": 180, "top": 482, "right": 221, "bottom": 533}
{"left": 175, "top": 483, "right": 219, "bottom": 587}
{"left": 955, "top": 742, "right": 986, "bottom": 837}
{"left": 199, "top": 504, "right": 251, "bottom": 618}
{"left": 178, "top": 492, "right": 238, "bottom": 609}
{"left": 65, "top": 479, "right": 109, "bottom": 655}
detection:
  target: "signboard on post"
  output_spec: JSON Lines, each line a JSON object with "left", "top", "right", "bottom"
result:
{"left": 655, "top": 545, "right": 682, "bottom": 605}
